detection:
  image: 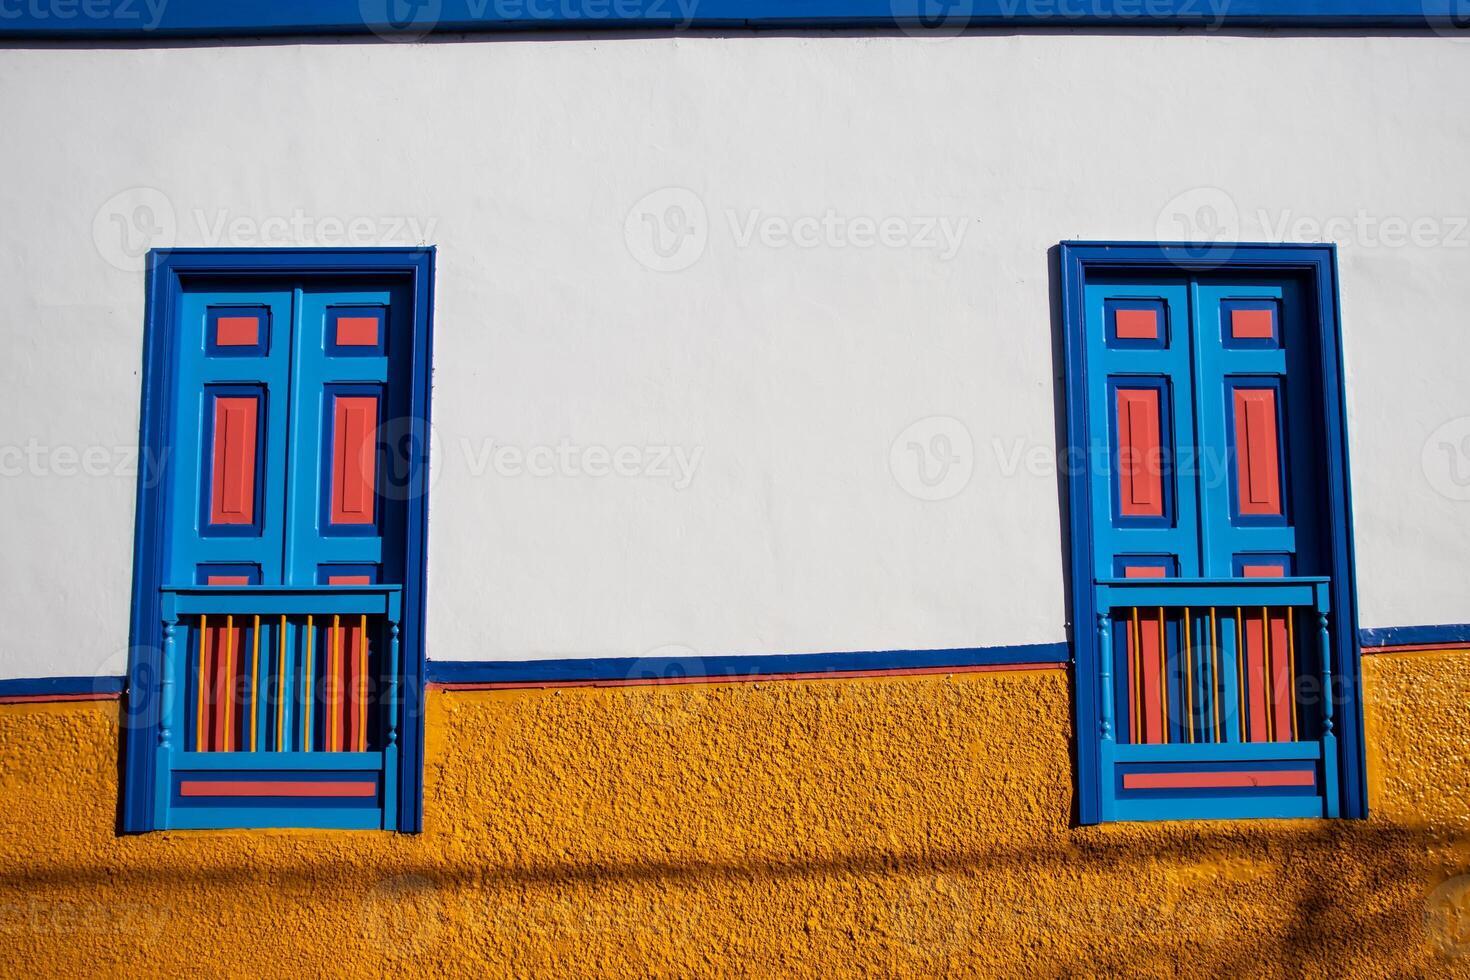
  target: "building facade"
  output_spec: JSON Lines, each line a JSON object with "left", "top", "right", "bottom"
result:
{"left": 2, "top": 4, "right": 1470, "bottom": 975}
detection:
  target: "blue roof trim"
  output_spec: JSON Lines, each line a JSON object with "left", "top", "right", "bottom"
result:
{"left": 429, "top": 642, "right": 1070, "bottom": 684}
{"left": 0, "top": 0, "right": 1464, "bottom": 38}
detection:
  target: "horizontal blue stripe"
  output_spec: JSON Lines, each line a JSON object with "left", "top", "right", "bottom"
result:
{"left": 427, "top": 642, "right": 1070, "bottom": 685}
{"left": 1359, "top": 623, "right": 1470, "bottom": 648}
{"left": 5, "top": 624, "right": 1467, "bottom": 698}
{"left": 0, "top": 0, "right": 1461, "bottom": 39}
{"left": 0, "top": 675, "right": 125, "bottom": 698}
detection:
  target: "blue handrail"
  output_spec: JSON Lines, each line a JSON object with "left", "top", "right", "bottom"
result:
{"left": 1097, "top": 576, "right": 1329, "bottom": 612}
{"left": 161, "top": 585, "right": 402, "bottom": 619}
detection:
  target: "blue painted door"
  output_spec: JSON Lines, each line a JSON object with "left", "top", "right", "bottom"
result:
{"left": 1083, "top": 272, "right": 1338, "bottom": 820}
{"left": 156, "top": 278, "right": 412, "bottom": 829}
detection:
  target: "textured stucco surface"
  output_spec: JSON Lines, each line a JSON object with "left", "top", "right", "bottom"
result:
{"left": 2, "top": 655, "right": 1469, "bottom": 977}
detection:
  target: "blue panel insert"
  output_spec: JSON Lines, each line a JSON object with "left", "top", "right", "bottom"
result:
{"left": 319, "top": 382, "right": 387, "bottom": 537}
{"left": 198, "top": 384, "right": 268, "bottom": 538}
{"left": 1112, "top": 555, "right": 1178, "bottom": 578}
{"left": 1108, "top": 376, "right": 1176, "bottom": 530}
{"left": 196, "top": 563, "right": 262, "bottom": 585}
{"left": 325, "top": 305, "right": 388, "bottom": 358}
{"left": 1225, "top": 375, "right": 1290, "bottom": 528}
{"left": 1221, "top": 298, "right": 1282, "bottom": 350}
{"left": 1232, "top": 553, "right": 1293, "bottom": 577}
{"left": 205, "top": 305, "right": 271, "bottom": 357}
{"left": 1104, "top": 297, "right": 1169, "bottom": 351}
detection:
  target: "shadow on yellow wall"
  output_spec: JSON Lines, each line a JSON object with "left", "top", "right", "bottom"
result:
{"left": 2, "top": 653, "right": 1468, "bottom": 977}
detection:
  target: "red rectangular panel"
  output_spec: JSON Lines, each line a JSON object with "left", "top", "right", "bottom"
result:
{"left": 1121, "top": 770, "right": 1313, "bottom": 790}
{"left": 328, "top": 574, "right": 372, "bottom": 585}
{"left": 1114, "top": 308, "right": 1158, "bottom": 340}
{"left": 210, "top": 396, "right": 258, "bottom": 525}
{"left": 206, "top": 575, "right": 250, "bottom": 586}
{"left": 1242, "top": 564, "right": 1285, "bottom": 578}
{"left": 1123, "top": 565, "right": 1167, "bottom": 579}
{"left": 336, "top": 316, "right": 380, "bottom": 347}
{"left": 331, "top": 396, "right": 378, "bottom": 525}
{"left": 1117, "top": 388, "right": 1164, "bottom": 518}
{"left": 179, "top": 780, "right": 377, "bottom": 798}
{"left": 1234, "top": 389, "right": 1282, "bottom": 516}
{"left": 216, "top": 316, "right": 260, "bottom": 347}
{"left": 1231, "top": 308, "right": 1275, "bottom": 340}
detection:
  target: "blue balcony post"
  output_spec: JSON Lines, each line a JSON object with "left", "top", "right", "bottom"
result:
{"left": 154, "top": 595, "right": 178, "bottom": 827}
{"left": 384, "top": 593, "right": 401, "bottom": 830}
{"left": 1098, "top": 612, "right": 1114, "bottom": 742}
{"left": 1317, "top": 588, "right": 1339, "bottom": 817}
{"left": 1097, "top": 610, "right": 1117, "bottom": 820}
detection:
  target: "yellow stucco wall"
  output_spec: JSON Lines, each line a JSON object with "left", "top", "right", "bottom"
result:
{"left": 3, "top": 652, "right": 1469, "bottom": 977}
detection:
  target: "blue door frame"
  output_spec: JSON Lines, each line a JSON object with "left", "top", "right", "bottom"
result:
{"left": 1059, "top": 242, "right": 1366, "bottom": 824}
{"left": 122, "top": 248, "right": 435, "bottom": 833}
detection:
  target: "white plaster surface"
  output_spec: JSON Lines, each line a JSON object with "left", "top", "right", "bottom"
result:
{"left": 0, "top": 32, "right": 1467, "bottom": 677}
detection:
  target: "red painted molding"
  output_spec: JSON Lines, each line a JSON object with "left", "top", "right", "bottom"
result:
{"left": 1122, "top": 769, "right": 1314, "bottom": 790}
{"left": 179, "top": 780, "right": 377, "bottom": 798}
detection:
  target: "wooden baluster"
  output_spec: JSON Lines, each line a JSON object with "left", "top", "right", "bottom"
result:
{"left": 1318, "top": 607, "right": 1339, "bottom": 817}
{"left": 155, "top": 611, "right": 178, "bottom": 825}
{"left": 196, "top": 613, "right": 209, "bottom": 752}
{"left": 250, "top": 614, "right": 261, "bottom": 752}
{"left": 384, "top": 615, "right": 401, "bottom": 826}
{"left": 1098, "top": 613, "right": 1114, "bottom": 742}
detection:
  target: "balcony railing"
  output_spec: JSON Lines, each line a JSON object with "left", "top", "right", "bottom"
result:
{"left": 157, "top": 585, "right": 402, "bottom": 758}
{"left": 1095, "top": 577, "right": 1334, "bottom": 751}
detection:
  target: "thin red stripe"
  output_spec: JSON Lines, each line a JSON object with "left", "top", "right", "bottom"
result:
{"left": 179, "top": 780, "right": 377, "bottom": 798}
{"left": 1362, "top": 642, "right": 1470, "bottom": 654}
{"left": 1122, "top": 770, "right": 1313, "bottom": 790}
{"left": 0, "top": 692, "right": 120, "bottom": 704}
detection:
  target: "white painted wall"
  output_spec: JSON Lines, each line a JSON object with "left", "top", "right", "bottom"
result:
{"left": 1, "top": 32, "right": 1467, "bottom": 679}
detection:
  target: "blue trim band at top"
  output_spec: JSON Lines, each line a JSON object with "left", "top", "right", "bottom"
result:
{"left": 427, "top": 642, "right": 1071, "bottom": 685}
{"left": 0, "top": 0, "right": 1465, "bottom": 39}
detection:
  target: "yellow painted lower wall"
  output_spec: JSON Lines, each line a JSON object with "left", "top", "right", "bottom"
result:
{"left": 3, "top": 652, "right": 1470, "bottom": 977}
